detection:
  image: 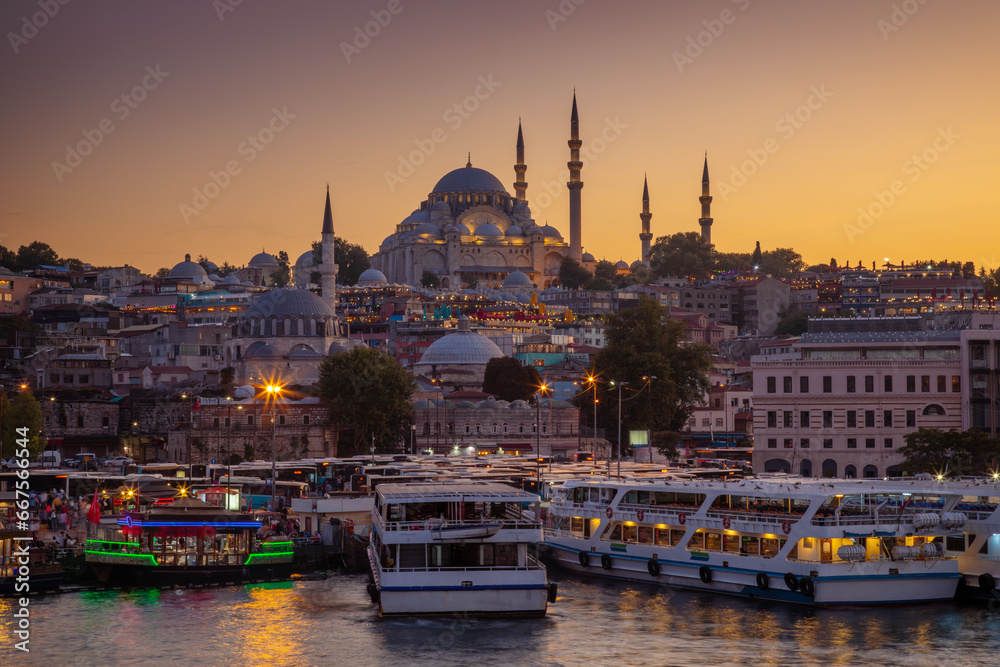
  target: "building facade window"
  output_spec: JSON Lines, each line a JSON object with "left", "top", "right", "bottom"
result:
{"left": 906, "top": 410, "right": 916, "bottom": 427}
{"left": 800, "top": 376, "right": 809, "bottom": 393}
{"left": 907, "top": 375, "right": 916, "bottom": 392}
{"left": 885, "top": 375, "right": 893, "bottom": 392}
{"left": 847, "top": 438, "right": 857, "bottom": 449}
{"left": 783, "top": 377, "right": 793, "bottom": 393}
{"left": 883, "top": 410, "right": 892, "bottom": 427}
{"left": 767, "top": 377, "right": 776, "bottom": 393}
{"left": 866, "top": 438, "right": 876, "bottom": 449}
{"left": 847, "top": 411, "right": 857, "bottom": 428}
{"left": 767, "top": 411, "right": 777, "bottom": 428}
{"left": 847, "top": 376, "right": 856, "bottom": 393}
{"left": 823, "top": 411, "right": 833, "bottom": 428}
{"left": 865, "top": 410, "right": 875, "bottom": 427}
{"left": 865, "top": 376, "right": 874, "bottom": 392}
{"left": 800, "top": 438, "right": 810, "bottom": 449}
{"left": 767, "top": 438, "right": 777, "bottom": 449}
{"left": 823, "top": 376, "right": 832, "bottom": 393}
{"left": 783, "top": 411, "right": 793, "bottom": 428}
{"left": 823, "top": 438, "right": 833, "bottom": 449}
{"left": 800, "top": 411, "right": 810, "bottom": 427}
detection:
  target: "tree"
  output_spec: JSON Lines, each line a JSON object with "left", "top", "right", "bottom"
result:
{"left": 155, "top": 267, "right": 170, "bottom": 279}
{"left": 586, "top": 297, "right": 713, "bottom": 458}
{"left": 1, "top": 389, "right": 45, "bottom": 459}
{"left": 715, "top": 252, "right": 752, "bottom": 274}
{"left": 460, "top": 273, "right": 479, "bottom": 289}
{"left": 962, "top": 261, "right": 976, "bottom": 279}
{"left": 559, "top": 257, "right": 591, "bottom": 290}
{"left": 983, "top": 265, "right": 1000, "bottom": 299}
{"left": 311, "top": 237, "right": 371, "bottom": 286}
{"left": 270, "top": 250, "right": 290, "bottom": 287}
{"left": 593, "top": 260, "right": 618, "bottom": 283}
{"left": 220, "top": 367, "right": 236, "bottom": 387}
{"left": 420, "top": 270, "right": 440, "bottom": 288}
{"left": 775, "top": 308, "right": 809, "bottom": 336}
{"left": 482, "top": 357, "right": 542, "bottom": 403}
{"left": 759, "top": 248, "right": 805, "bottom": 278}
{"left": 900, "top": 428, "right": 999, "bottom": 476}
{"left": 316, "top": 347, "right": 415, "bottom": 455}
{"left": 647, "top": 232, "right": 714, "bottom": 280}
{"left": 752, "top": 241, "right": 763, "bottom": 268}
{"left": 61, "top": 257, "right": 85, "bottom": 272}
{"left": 15, "top": 242, "right": 59, "bottom": 271}
{"left": 0, "top": 245, "right": 16, "bottom": 270}
{"left": 217, "top": 261, "right": 238, "bottom": 278}
{"left": 583, "top": 277, "right": 614, "bottom": 291}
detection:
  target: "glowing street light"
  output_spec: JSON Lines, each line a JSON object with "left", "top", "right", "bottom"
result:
{"left": 265, "top": 383, "right": 283, "bottom": 508}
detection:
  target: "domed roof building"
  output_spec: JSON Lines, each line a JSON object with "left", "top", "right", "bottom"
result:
{"left": 413, "top": 317, "right": 504, "bottom": 391}
{"left": 502, "top": 270, "right": 533, "bottom": 290}
{"left": 292, "top": 250, "right": 317, "bottom": 288}
{"left": 355, "top": 268, "right": 388, "bottom": 288}
{"left": 373, "top": 113, "right": 583, "bottom": 291}
{"left": 167, "top": 254, "right": 213, "bottom": 288}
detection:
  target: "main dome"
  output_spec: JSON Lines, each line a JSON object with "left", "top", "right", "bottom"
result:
{"left": 414, "top": 319, "right": 504, "bottom": 367}
{"left": 168, "top": 255, "right": 208, "bottom": 281}
{"left": 431, "top": 165, "right": 508, "bottom": 195}
{"left": 244, "top": 286, "right": 335, "bottom": 320}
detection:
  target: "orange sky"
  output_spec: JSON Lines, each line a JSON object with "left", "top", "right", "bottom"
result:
{"left": 1, "top": 0, "right": 998, "bottom": 275}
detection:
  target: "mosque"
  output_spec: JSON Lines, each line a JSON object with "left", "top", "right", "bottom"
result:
{"left": 371, "top": 94, "right": 596, "bottom": 290}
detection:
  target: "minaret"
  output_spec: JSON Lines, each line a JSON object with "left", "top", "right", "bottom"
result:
{"left": 639, "top": 175, "right": 653, "bottom": 262}
{"left": 514, "top": 119, "right": 527, "bottom": 202}
{"left": 567, "top": 92, "right": 584, "bottom": 262}
{"left": 320, "top": 185, "right": 338, "bottom": 310}
{"left": 699, "top": 153, "right": 713, "bottom": 245}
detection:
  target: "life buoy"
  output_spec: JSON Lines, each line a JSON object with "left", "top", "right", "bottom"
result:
{"left": 647, "top": 559, "right": 660, "bottom": 577}
{"left": 601, "top": 554, "right": 613, "bottom": 570}
{"left": 782, "top": 520, "right": 792, "bottom": 534}
{"left": 988, "top": 598, "right": 1000, "bottom": 613}
{"left": 699, "top": 565, "right": 712, "bottom": 584}
{"left": 799, "top": 576, "right": 815, "bottom": 598}
{"left": 637, "top": 508, "right": 645, "bottom": 522}
{"left": 784, "top": 572, "right": 799, "bottom": 591}
{"left": 722, "top": 516, "right": 731, "bottom": 530}
{"left": 678, "top": 513, "right": 687, "bottom": 525}
{"left": 756, "top": 572, "right": 770, "bottom": 590}
{"left": 979, "top": 572, "right": 996, "bottom": 593}
{"left": 606, "top": 506, "right": 614, "bottom": 519}
{"left": 579, "top": 551, "right": 590, "bottom": 568}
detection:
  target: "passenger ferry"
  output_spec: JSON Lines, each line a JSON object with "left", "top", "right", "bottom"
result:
{"left": 367, "top": 482, "right": 555, "bottom": 616}
{"left": 544, "top": 476, "right": 966, "bottom": 606}
{"left": 85, "top": 496, "right": 293, "bottom": 587}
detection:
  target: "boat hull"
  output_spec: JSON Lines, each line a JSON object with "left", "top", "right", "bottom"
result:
{"left": 0, "top": 566, "right": 64, "bottom": 594}
{"left": 88, "top": 562, "right": 293, "bottom": 587}
{"left": 546, "top": 542, "right": 960, "bottom": 606}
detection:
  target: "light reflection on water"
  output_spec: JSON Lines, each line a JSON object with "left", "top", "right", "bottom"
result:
{"left": 4, "top": 574, "right": 1000, "bottom": 666}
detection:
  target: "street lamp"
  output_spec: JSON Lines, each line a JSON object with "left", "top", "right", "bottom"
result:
{"left": 642, "top": 376, "right": 656, "bottom": 463}
{"left": 610, "top": 380, "right": 628, "bottom": 479}
{"left": 584, "top": 375, "right": 602, "bottom": 471}
{"left": 265, "top": 383, "right": 283, "bottom": 509}
{"left": 410, "top": 424, "right": 416, "bottom": 456}
{"left": 536, "top": 381, "right": 551, "bottom": 469}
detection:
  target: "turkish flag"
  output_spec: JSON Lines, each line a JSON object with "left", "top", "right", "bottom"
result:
{"left": 87, "top": 489, "right": 101, "bottom": 524}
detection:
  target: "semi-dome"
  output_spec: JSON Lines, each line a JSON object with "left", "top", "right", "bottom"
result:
{"left": 414, "top": 222, "right": 441, "bottom": 235}
{"left": 288, "top": 346, "right": 322, "bottom": 358}
{"left": 445, "top": 223, "right": 471, "bottom": 235}
{"left": 401, "top": 209, "right": 429, "bottom": 227}
{"left": 474, "top": 223, "right": 504, "bottom": 238}
{"left": 356, "top": 268, "right": 388, "bottom": 287}
{"left": 431, "top": 200, "right": 451, "bottom": 212}
{"left": 168, "top": 254, "right": 208, "bottom": 281}
{"left": 242, "top": 341, "right": 278, "bottom": 358}
{"left": 505, "top": 225, "right": 524, "bottom": 236}
{"left": 249, "top": 251, "right": 278, "bottom": 268}
{"left": 512, "top": 201, "right": 531, "bottom": 220}
{"left": 431, "top": 165, "right": 508, "bottom": 195}
{"left": 244, "top": 286, "right": 335, "bottom": 320}
{"left": 503, "top": 270, "right": 533, "bottom": 289}
{"left": 414, "top": 318, "right": 504, "bottom": 367}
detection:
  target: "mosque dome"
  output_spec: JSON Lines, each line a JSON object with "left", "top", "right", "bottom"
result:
{"left": 630, "top": 260, "right": 647, "bottom": 271}
{"left": 615, "top": 260, "right": 629, "bottom": 270}
{"left": 414, "top": 318, "right": 504, "bottom": 367}
{"left": 244, "top": 286, "right": 334, "bottom": 321}
{"left": 242, "top": 341, "right": 278, "bottom": 359}
{"left": 445, "top": 223, "right": 471, "bottom": 235}
{"left": 203, "top": 261, "right": 218, "bottom": 273}
{"left": 401, "top": 209, "right": 429, "bottom": 227}
{"left": 381, "top": 235, "right": 394, "bottom": 247}
{"left": 414, "top": 222, "right": 441, "bottom": 236}
{"left": 503, "top": 270, "right": 533, "bottom": 289}
{"left": 356, "top": 268, "right": 389, "bottom": 287}
{"left": 249, "top": 252, "right": 279, "bottom": 268}
{"left": 512, "top": 201, "right": 532, "bottom": 221}
{"left": 582, "top": 252, "right": 596, "bottom": 263}
{"left": 505, "top": 225, "right": 524, "bottom": 236}
{"left": 168, "top": 254, "right": 208, "bottom": 281}
{"left": 431, "top": 165, "right": 508, "bottom": 195}
{"left": 537, "top": 225, "right": 562, "bottom": 239}
{"left": 295, "top": 250, "right": 315, "bottom": 268}
{"left": 221, "top": 274, "right": 240, "bottom": 285}
{"left": 474, "top": 223, "right": 504, "bottom": 238}
{"left": 431, "top": 200, "right": 451, "bottom": 212}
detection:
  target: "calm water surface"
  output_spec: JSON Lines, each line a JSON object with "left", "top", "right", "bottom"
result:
{"left": 3, "top": 573, "right": 999, "bottom": 666}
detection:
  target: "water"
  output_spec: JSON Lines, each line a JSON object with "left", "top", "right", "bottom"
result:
{"left": 4, "top": 573, "right": 999, "bottom": 666}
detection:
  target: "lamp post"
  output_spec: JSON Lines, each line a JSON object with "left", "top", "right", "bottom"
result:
{"left": 410, "top": 424, "right": 416, "bottom": 456}
{"left": 265, "top": 384, "right": 282, "bottom": 509}
{"left": 642, "top": 376, "right": 656, "bottom": 463}
{"left": 611, "top": 381, "right": 628, "bottom": 479}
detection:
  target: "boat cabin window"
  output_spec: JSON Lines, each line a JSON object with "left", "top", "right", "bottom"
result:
{"left": 709, "top": 494, "right": 808, "bottom": 515}
{"left": 623, "top": 490, "right": 705, "bottom": 508}
{"left": 428, "top": 543, "right": 519, "bottom": 568}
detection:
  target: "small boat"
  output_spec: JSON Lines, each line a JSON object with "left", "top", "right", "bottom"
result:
{"left": 85, "top": 496, "right": 293, "bottom": 587}
{"left": 368, "top": 481, "right": 555, "bottom": 616}
{"left": 0, "top": 529, "right": 64, "bottom": 594}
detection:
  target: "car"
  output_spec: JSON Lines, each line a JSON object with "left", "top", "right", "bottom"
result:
{"left": 64, "top": 457, "right": 81, "bottom": 468}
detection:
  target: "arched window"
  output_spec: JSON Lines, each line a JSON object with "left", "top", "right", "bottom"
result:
{"left": 764, "top": 459, "right": 791, "bottom": 473}
{"left": 465, "top": 423, "right": 471, "bottom": 434}
{"left": 475, "top": 423, "right": 481, "bottom": 434}
{"left": 492, "top": 423, "right": 498, "bottom": 434}
{"left": 922, "top": 404, "right": 946, "bottom": 416}
{"left": 863, "top": 464, "right": 878, "bottom": 478}
{"left": 502, "top": 422, "right": 509, "bottom": 434}
{"left": 448, "top": 422, "right": 455, "bottom": 435}
{"left": 845, "top": 465, "right": 857, "bottom": 479}
{"left": 800, "top": 459, "right": 813, "bottom": 477}
{"left": 434, "top": 422, "right": 441, "bottom": 435}
{"left": 821, "top": 459, "right": 837, "bottom": 478}
{"left": 422, "top": 422, "right": 430, "bottom": 436}
{"left": 885, "top": 465, "right": 902, "bottom": 477}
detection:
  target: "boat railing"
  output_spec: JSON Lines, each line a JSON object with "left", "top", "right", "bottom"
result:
{"left": 382, "top": 518, "right": 540, "bottom": 532}
{"left": 704, "top": 508, "right": 803, "bottom": 526}
{"left": 389, "top": 563, "right": 547, "bottom": 573}
{"left": 610, "top": 502, "right": 703, "bottom": 517}
{"left": 809, "top": 510, "right": 948, "bottom": 527}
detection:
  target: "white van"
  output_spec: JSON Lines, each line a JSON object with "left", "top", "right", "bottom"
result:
{"left": 40, "top": 451, "right": 61, "bottom": 468}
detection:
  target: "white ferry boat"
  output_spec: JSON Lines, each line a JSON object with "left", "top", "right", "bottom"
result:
{"left": 367, "top": 482, "right": 555, "bottom": 616}
{"left": 544, "top": 476, "right": 966, "bottom": 606}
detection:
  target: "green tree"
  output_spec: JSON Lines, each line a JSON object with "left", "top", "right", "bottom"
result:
{"left": 155, "top": 267, "right": 170, "bottom": 279}
{"left": 759, "top": 248, "right": 805, "bottom": 278}
{"left": 647, "top": 232, "right": 714, "bottom": 280}
{"left": 559, "top": 257, "right": 591, "bottom": 289}
{"left": 220, "top": 366, "right": 236, "bottom": 387}
{"left": 0, "top": 245, "right": 16, "bottom": 270}
{"left": 751, "top": 241, "right": 763, "bottom": 268}
{"left": 593, "top": 260, "right": 618, "bottom": 284}
{"left": 900, "top": 428, "right": 999, "bottom": 476}
{"left": 217, "top": 261, "right": 238, "bottom": 278}
{"left": 1, "top": 389, "right": 45, "bottom": 459}
{"left": 715, "top": 252, "right": 752, "bottom": 274}
{"left": 587, "top": 297, "right": 713, "bottom": 458}
{"left": 482, "top": 357, "right": 542, "bottom": 402}
{"left": 61, "top": 257, "right": 85, "bottom": 272}
{"left": 420, "top": 270, "right": 440, "bottom": 288}
{"left": 962, "top": 261, "right": 976, "bottom": 279}
{"left": 316, "top": 347, "right": 415, "bottom": 455}
{"left": 775, "top": 308, "right": 809, "bottom": 336}
{"left": 270, "top": 250, "right": 291, "bottom": 287}
{"left": 460, "top": 273, "right": 479, "bottom": 289}
{"left": 583, "top": 277, "right": 614, "bottom": 291}
{"left": 311, "top": 237, "right": 371, "bottom": 286}
{"left": 15, "top": 242, "right": 60, "bottom": 271}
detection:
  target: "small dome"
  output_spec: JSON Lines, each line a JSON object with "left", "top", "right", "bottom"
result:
{"left": 249, "top": 252, "right": 279, "bottom": 268}
{"left": 582, "top": 252, "right": 596, "bottom": 263}
{"left": 221, "top": 274, "right": 240, "bottom": 285}
{"left": 401, "top": 209, "right": 429, "bottom": 227}
{"left": 512, "top": 201, "right": 531, "bottom": 220}
{"left": 503, "top": 270, "right": 533, "bottom": 289}
{"left": 168, "top": 254, "right": 208, "bottom": 281}
{"left": 414, "top": 318, "right": 504, "bottom": 367}
{"left": 475, "top": 223, "right": 504, "bottom": 238}
{"left": 615, "top": 260, "right": 629, "bottom": 269}
{"left": 244, "top": 286, "right": 335, "bottom": 321}
{"left": 203, "top": 261, "right": 218, "bottom": 273}
{"left": 509, "top": 400, "right": 530, "bottom": 409}
{"left": 328, "top": 342, "right": 348, "bottom": 355}
{"left": 296, "top": 251, "right": 315, "bottom": 268}
{"left": 538, "top": 225, "right": 562, "bottom": 239}
{"left": 414, "top": 222, "right": 441, "bottom": 235}
{"left": 476, "top": 398, "right": 498, "bottom": 408}
{"left": 208, "top": 274, "right": 220, "bottom": 282}
{"left": 381, "top": 235, "right": 394, "bottom": 247}
{"left": 630, "top": 260, "right": 647, "bottom": 271}
{"left": 432, "top": 200, "right": 451, "bottom": 211}
{"left": 431, "top": 165, "right": 508, "bottom": 195}
{"left": 413, "top": 399, "right": 434, "bottom": 409}
{"left": 356, "top": 268, "right": 388, "bottom": 287}
{"left": 506, "top": 225, "right": 524, "bottom": 236}
{"left": 456, "top": 401, "right": 477, "bottom": 409}
{"left": 243, "top": 341, "right": 277, "bottom": 358}
{"left": 445, "top": 223, "right": 470, "bottom": 235}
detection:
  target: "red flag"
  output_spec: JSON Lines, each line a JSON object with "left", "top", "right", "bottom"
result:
{"left": 192, "top": 398, "right": 201, "bottom": 411}
{"left": 87, "top": 489, "right": 101, "bottom": 524}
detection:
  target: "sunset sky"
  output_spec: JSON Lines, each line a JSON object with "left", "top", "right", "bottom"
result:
{"left": 1, "top": 0, "right": 998, "bottom": 276}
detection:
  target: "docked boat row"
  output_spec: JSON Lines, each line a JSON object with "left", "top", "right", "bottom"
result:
{"left": 543, "top": 475, "right": 1000, "bottom": 607}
